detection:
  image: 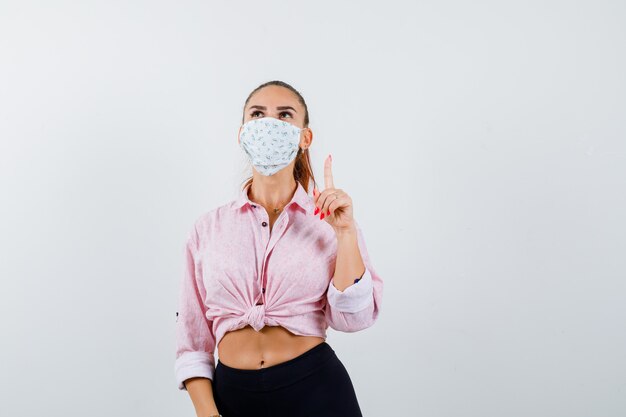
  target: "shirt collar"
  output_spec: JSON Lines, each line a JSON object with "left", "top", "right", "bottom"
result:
{"left": 231, "top": 180, "right": 315, "bottom": 214}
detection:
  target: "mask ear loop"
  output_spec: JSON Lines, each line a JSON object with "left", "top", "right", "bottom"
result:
{"left": 299, "top": 127, "right": 310, "bottom": 153}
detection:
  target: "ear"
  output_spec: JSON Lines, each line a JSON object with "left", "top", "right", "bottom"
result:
{"left": 301, "top": 127, "right": 313, "bottom": 148}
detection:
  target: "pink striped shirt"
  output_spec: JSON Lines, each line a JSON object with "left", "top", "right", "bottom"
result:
{"left": 174, "top": 180, "right": 384, "bottom": 390}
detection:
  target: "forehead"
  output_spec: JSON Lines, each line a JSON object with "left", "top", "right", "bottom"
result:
{"left": 246, "top": 85, "right": 300, "bottom": 109}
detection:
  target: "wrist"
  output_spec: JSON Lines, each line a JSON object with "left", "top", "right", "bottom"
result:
{"left": 335, "top": 222, "right": 357, "bottom": 239}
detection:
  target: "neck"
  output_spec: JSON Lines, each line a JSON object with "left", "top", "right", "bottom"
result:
{"left": 248, "top": 173, "right": 298, "bottom": 212}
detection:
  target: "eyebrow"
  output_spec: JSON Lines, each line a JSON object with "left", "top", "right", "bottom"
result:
{"left": 248, "top": 105, "right": 298, "bottom": 113}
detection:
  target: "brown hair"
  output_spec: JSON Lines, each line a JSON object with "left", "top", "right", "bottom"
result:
{"left": 240, "top": 80, "right": 318, "bottom": 194}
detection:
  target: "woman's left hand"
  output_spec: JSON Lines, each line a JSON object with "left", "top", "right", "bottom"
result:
{"left": 313, "top": 154, "right": 356, "bottom": 234}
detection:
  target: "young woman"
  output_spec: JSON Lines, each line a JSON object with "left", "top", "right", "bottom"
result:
{"left": 174, "top": 80, "right": 384, "bottom": 417}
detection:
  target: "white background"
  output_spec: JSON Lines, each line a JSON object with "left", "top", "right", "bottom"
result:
{"left": 1, "top": 1, "right": 625, "bottom": 416}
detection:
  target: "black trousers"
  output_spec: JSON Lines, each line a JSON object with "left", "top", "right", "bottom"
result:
{"left": 212, "top": 341, "right": 363, "bottom": 417}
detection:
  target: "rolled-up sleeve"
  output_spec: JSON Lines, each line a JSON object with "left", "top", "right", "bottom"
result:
{"left": 324, "top": 220, "right": 384, "bottom": 332}
{"left": 174, "top": 226, "right": 216, "bottom": 391}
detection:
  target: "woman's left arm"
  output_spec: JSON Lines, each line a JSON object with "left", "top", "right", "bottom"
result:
{"left": 324, "top": 219, "right": 384, "bottom": 332}
{"left": 314, "top": 155, "right": 384, "bottom": 332}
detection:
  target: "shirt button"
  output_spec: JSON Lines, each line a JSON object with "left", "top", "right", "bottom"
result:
{"left": 262, "top": 221, "right": 267, "bottom": 227}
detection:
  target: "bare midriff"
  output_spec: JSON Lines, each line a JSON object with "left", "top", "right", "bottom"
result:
{"left": 217, "top": 325, "right": 325, "bottom": 370}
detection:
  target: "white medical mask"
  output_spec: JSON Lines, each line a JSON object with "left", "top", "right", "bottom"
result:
{"left": 238, "top": 117, "right": 305, "bottom": 176}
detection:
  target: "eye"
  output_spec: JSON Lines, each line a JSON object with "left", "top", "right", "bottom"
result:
{"left": 249, "top": 110, "right": 292, "bottom": 119}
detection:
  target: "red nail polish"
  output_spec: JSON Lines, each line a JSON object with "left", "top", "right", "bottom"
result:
{"left": 326, "top": 209, "right": 330, "bottom": 216}
{"left": 320, "top": 212, "right": 325, "bottom": 220}
{"left": 314, "top": 207, "right": 319, "bottom": 215}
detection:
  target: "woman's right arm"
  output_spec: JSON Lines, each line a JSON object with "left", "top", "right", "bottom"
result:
{"left": 184, "top": 378, "right": 219, "bottom": 416}
{"left": 175, "top": 226, "right": 220, "bottom": 416}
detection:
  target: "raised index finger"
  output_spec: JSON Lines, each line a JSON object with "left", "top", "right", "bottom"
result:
{"left": 324, "top": 154, "right": 334, "bottom": 190}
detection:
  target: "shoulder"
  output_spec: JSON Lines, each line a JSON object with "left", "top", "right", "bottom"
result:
{"left": 188, "top": 199, "right": 239, "bottom": 241}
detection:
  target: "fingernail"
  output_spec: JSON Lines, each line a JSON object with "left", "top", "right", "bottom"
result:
{"left": 326, "top": 209, "right": 330, "bottom": 216}
{"left": 329, "top": 154, "right": 332, "bottom": 161}
{"left": 314, "top": 207, "right": 320, "bottom": 215}
{"left": 320, "top": 212, "right": 325, "bottom": 220}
